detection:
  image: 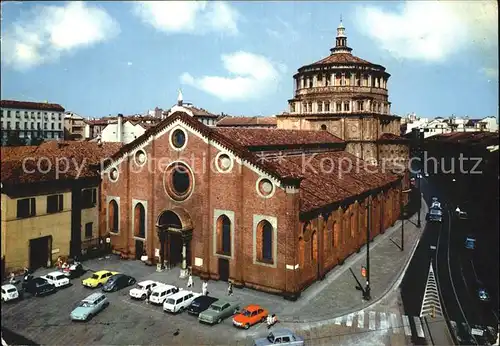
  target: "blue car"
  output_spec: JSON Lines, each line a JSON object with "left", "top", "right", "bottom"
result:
{"left": 465, "top": 236, "right": 476, "bottom": 250}
{"left": 71, "top": 292, "right": 109, "bottom": 321}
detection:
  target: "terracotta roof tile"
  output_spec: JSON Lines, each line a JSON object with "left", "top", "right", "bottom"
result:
{"left": 1, "top": 100, "right": 65, "bottom": 112}
{"left": 269, "top": 151, "right": 399, "bottom": 213}
{"left": 217, "top": 116, "right": 277, "bottom": 127}
{"left": 310, "top": 53, "right": 375, "bottom": 66}
{"left": 428, "top": 132, "right": 499, "bottom": 146}
{"left": 213, "top": 128, "right": 344, "bottom": 147}
{"left": 1, "top": 141, "right": 122, "bottom": 186}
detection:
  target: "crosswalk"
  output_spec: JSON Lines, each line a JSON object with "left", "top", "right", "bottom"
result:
{"left": 331, "top": 310, "right": 427, "bottom": 339}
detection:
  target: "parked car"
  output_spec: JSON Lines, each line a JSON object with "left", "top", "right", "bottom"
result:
{"left": 198, "top": 299, "right": 239, "bottom": 325}
{"left": 23, "top": 277, "right": 56, "bottom": 296}
{"left": 426, "top": 208, "right": 443, "bottom": 223}
{"left": 63, "top": 262, "right": 85, "bottom": 279}
{"left": 102, "top": 274, "right": 136, "bottom": 292}
{"left": 187, "top": 296, "right": 218, "bottom": 316}
{"left": 465, "top": 236, "right": 476, "bottom": 250}
{"left": 70, "top": 292, "right": 109, "bottom": 321}
{"left": 41, "top": 271, "right": 70, "bottom": 288}
{"left": 253, "top": 328, "right": 305, "bottom": 346}
{"left": 82, "top": 270, "right": 119, "bottom": 288}
{"left": 163, "top": 290, "right": 201, "bottom": 313}
{"left": 1, "top": 284, "right": 20, "bottom": 302}
{"left": 477, "top": 288, "right": 490, "bottom": 302}
{"left": 233, "top": 304, "right": 268, "bottom": 329}
{"left": 148, "top": 284, "right": 179, "bottom": 305}
{"left": 129, "top": 280, "right": 164, "bottom": 300}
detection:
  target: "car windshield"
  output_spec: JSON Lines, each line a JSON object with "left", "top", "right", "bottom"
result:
{"left": 210, "top": 305, "right": 221, "bottom": 312}
{"left": 79, "top": 302, "right": 92, "bottom": 308}
{"left": 91, "top": 274, "right": 99, "bottom": 280}
{"left": 166, "top": 298, "right": 175, "bottom": 305}
{"left": 241, "top": 309, "right": 251, "bottom": 317}
{"left": 151, "top": 292, "right": 159, "bottom": 297}
{"left": 55, "top": 274, "right": 65, "bottom": 280}
{"left": 7, "top": 288, "right": 16, "bottom": 293}
{"left": 267, "top": 333, "right": 275, "bottom": 343}
{"left": 430, "top": 209, "right": 441, "bottom": 215}
{"left": 136, "top": 284, "right": 146, "bottom": 290}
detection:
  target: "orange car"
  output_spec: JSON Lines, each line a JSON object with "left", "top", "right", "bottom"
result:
{"left": 232, "top": 304, "right": 268, "bottom": 329}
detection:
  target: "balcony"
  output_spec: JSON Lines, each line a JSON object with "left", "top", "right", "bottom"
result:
{"left": 295, "top": 85, "right": 388, "bottom": 97}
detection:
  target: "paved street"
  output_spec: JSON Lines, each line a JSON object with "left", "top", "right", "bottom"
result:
{"left": 400, "top": 171, "right": 499, "bottom": 346}
{"left": 2, "top": 201, "right": 426, "bottom": 345}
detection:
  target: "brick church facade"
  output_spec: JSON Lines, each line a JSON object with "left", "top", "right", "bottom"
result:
{"left": 100, "top": 111, "right": 403, "bottom": 298}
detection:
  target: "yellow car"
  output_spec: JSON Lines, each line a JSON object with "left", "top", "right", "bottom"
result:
{"left": 82, "top": 270, "right": 119, "bottom": 288}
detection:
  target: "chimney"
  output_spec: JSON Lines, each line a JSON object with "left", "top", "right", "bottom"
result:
{"left": 117, "top": 113, "right": 123, "bottom": 143}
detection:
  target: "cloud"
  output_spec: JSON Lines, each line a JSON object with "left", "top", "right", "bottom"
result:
{"left": 132, "top": 1, "right": 240, "bottom": 35}
{"left": 355, "top": 1, "right": 498, "bottom": 63}
{"left": 127, "top": 61, "right": 133, "bottom": 66}
{"left": 266, "top": 17, "right": 300, "bottom": 41}
{"left": 180, "top": 51, "right": 286, "bottom": 102}
{"left": 480, "top": 67, "right": 499, "bottom": 79}
{"left": 1, "top": 2, "right": 119, "bottom": 70}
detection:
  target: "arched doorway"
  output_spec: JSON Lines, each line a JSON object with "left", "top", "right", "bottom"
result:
{"left": 156, "top": 208, "right": 193, "bottom": 278}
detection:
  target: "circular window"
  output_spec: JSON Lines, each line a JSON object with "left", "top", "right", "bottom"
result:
{"left": 320, "top": 124, "right": 327, "bottom": 131}
{"left": 110, "top": 168, "right": 119, "bottom": 182}
{"left": 134, "top": 149, "right": 147, "bottom": 166}
{"left": 164, "top": 162, "right": 194, "bottom": 201}
{"left": 171, "top": 129, "right": 186, "bottom": 149}
{"left": 256, "top": 178, "right": 275, "bottom": 198}
{"left": 215, "top": 152, "right": 233, "bottom": 173}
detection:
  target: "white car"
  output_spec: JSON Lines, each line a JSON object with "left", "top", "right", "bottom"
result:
{"left": 163, "top": 290, "right": 201, "bottom": 313}
{"left": 41, "top": 271, "right": 70, "bottom": 288}
{"left": 129, "top": 280, "right": 163, "bottom": 300}
{"left": 1, "top": 284, "right": 19, "bottom": 302}
{"left": 148, "top": 285, "right": 180, "bottom": 305}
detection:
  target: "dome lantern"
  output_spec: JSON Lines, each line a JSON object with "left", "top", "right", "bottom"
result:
{"left": 330, "top": 17, "right": 353, "bottom": 55}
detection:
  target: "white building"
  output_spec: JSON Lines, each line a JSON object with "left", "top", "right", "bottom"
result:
{"left": 167, "top": 90, "right": 219, "bottom": 126}
{"left": 99, "top": 114, "right": 156, "bottom": 143}
{"left": 0, "top": 100, "right": 65, "bottom": 145}
{"left": 403, "top": 114, "right": 498, "bottom": 138}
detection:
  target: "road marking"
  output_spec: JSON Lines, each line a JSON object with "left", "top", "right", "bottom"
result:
{"left": 430, "top": 245, "right": 436, "bottom": 250}
{"left": 379, "top": 312, "right": 389, "bottom": 331}
{"left": 390, "top": 313, "right": 400, "bottom": 334}
{"left": 414, "top": 316, "right": 425, "bottom": 338}
{"left": 369, "top": 311, "right": 376, "bottom": 330}
{"left": 402, "top": 315, "right": 411, "bottom": 336}
{"left": 334, "top": 316, "right": 343, "bottom": 325}
{"left": 357, "top": 311, "right": 365, "bottom": 329}
{"left": 346, "top": 313, "right": 354, "bottom": 327}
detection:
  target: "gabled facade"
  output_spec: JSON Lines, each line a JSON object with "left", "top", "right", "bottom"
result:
{"left": 100, "top": 111, "right": 403, "bottom": 298}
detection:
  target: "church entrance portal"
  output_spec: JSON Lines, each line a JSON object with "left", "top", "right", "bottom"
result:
{"left": 135, "top": 240, "right": 144, "bottom": 260}
{"left": 218, "top": 258, "right": 229, "bottom": 282}
{"left": 156, "top": 208, "right": 193, "bottom": 278}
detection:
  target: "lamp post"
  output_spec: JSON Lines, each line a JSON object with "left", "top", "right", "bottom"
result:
{"left": 364, "top": 197, "right": 372, "bottom": 300}
{"left": 417, "top": 173, "right": 422, "bottom": 228}
{"left": 399, "top": 187, "right": 412, "bottom": 251}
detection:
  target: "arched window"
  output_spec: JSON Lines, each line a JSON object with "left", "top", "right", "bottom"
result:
{"left": 108, "top": 200, "right": 119, "bottom": 233}
{"left": 257, "top": 220, "right": 273, "bottom": 263}
{"left": 311, "top": 231, "right": 317, "bottom": 262}
{"left": 134, "top": 203, "right": 145, "bottom": 238}
{"left": 216, "top": 215, "right": 231, "bottom": 255}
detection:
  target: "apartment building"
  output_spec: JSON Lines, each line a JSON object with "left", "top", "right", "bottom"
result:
{"left": 0, "top": 141, "right": 121, "bottom": 273}
{"left": 0, "top": 100, "right": 65, "bottom": 145}
{"left": 64, "top": 112, "right": 87, "bottom": 140}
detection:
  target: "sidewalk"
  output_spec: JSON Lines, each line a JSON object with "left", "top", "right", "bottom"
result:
{"left": 280, "top": 197, "right": 429, "bottom": 323}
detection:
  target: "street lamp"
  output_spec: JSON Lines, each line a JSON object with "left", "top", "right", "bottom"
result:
{"left": 364, "top": 197, "right": 372, "bottom": 300}
{"left": 399, "top": 187, "right": 412, "bottom": 251}
{"left": 416, "top": 173, "right": 422, "bottom": 228}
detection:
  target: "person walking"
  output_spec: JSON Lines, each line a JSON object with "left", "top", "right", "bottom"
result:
{"left": 227, "top": 282, "right": 233, "bottom": 296}
{"left": 202, "top": 281, "right": 208, "bottom": 296}
{"left": 187, "top": 274, "right": 193, "bottom": 289}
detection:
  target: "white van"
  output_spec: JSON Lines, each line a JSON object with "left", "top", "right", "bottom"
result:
{"left": 149, "top": 285, "right": 180, "bottom": 305}
{"left": 163, "top": 290, "right": 201, "bottom": 313}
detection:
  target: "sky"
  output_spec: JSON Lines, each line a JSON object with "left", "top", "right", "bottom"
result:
{"left": 1, "top": 1, "right": 498, "bottom": 119}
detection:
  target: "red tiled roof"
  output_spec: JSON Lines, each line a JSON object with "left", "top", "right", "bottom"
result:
{"left": 213, "top": 128, "right": 344, "bottom": 148}
{"left": 427, "top": 131, "right": 498, "bottom": 146}
{"left": 1, "top": 100, "right": 65, "bottom": 112}
{"left": 378, "top": 133, "right": 409, "bottom": 142}
{"left": 310, "top": 53, "right": 375, "bottom": 67}
{"left": 268, "top": 151, "right": 399, "bottom": 213}
{"left": 188, "top": 106, "right": 219, "bottom": 118}
{"left": 217, "top": 116, "right": 277, "bottom": 127}
{"left": 1, "top": 141, "right": 122, "bottom": 186}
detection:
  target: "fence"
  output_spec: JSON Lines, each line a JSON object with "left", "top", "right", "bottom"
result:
{"left": 79, "top": 236, "right": 112, "bottom": 261}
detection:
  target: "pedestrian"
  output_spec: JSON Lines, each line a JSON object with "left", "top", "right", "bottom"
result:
{"left": 146, "top": 286, "right": 152, "bottom": 303}
{"left": 9, "top": 272, "right": 15, "bottom": 284}
{"left": 202, "top": 281, "right": 208, "bottom": 296}
{"left": 227, "top": 282, "right": 233, "bottom": 296}
{"left": 187, "top": 274, "right": 193, "bottom": 289}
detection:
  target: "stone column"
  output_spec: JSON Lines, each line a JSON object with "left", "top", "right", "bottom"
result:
{"left": 301, "top": 77, "right": 304, "bottom": 89}
{"left": 341, "top": 73, "right": 345, "bottom": 86}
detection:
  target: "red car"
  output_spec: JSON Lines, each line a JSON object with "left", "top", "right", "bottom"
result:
{"left": 232, "top": 304, "right": 268, "bottom": 329}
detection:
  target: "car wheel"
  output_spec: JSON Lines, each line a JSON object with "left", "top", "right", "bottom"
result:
{"left": 113, "top": 286, "right": 118, "bottom": 292}
{"left": 244, "top": 324, "right": 250, "bottom": 330}
{"left": 97, "top": 283, "right": 102, "bottom": 288}
{"left": 86, "top": 313, "right": 93, "bottom": 321}
{"left": 217, "top": 318, "right": 222, "bottom": 324}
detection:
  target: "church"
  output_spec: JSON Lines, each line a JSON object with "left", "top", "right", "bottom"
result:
{"left": 100, "top": 110, "right": 404, "bottom": 299}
